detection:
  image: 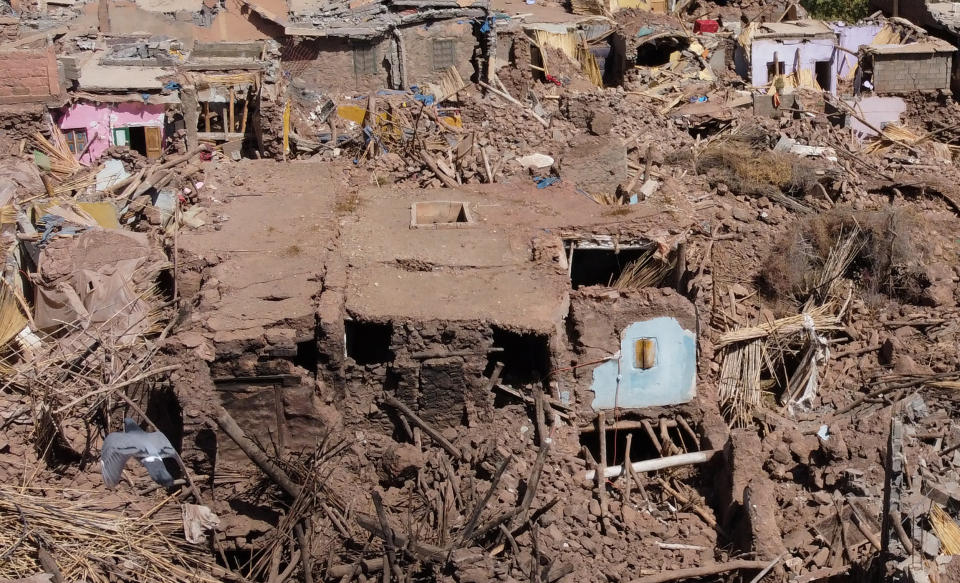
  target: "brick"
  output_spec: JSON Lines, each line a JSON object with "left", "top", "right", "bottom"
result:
{"left": 11, "top": 87, "right": 28, "bottom": 96}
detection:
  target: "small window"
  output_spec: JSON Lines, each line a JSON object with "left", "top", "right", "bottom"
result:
{"left": 766, "top": 61, "right": 786, "bottom": 78}
{"left": 64, "top": 129, "right": 88, "bottom": 155}
{"left": 634, "top": 338, "right": 656, "bottom": 370}
{"left": 432, "top": 39, "right": 456, "bottom": 70}
{"left": 112, "top": 127, "right": 129, "bottom": 147}
{"left": 353, "top": 44, "right": 378, "bottom": 76}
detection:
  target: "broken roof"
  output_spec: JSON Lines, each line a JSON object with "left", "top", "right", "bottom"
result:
{"left": 285, "top": 0, "right": 489, "bottom": 37}
{"left": 340, "top": 184, "right": 687, "bottom": 331}
{"left": 341, "top": 188, "right": 569, "bottom": 331}
{"left": 184, "top": 41, "right": 268, "bottom": 70}
{"left": 749, "top": 19, "right": 836, "bottom": 40}
{"left": 77, "top": 57, "right": 175, "bottom": 92}
{"left": 928, "top": 2, "right": 960, "bottom": 35}
{"left": 132, "top": 0, "right": 204, "bottom": 12}
{"left": 865, "top": 38, "right": 956, "bottom": 55}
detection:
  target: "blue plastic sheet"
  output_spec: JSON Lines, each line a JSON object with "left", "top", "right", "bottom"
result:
{"left": 535, "top": 176, "right": 559, "bottom": 189}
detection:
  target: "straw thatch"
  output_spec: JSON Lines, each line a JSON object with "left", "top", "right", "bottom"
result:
{"left": 613, "top": 249, "right": 674, "bottom": 290}
{"left": 931, "top": 504, "right": 960, "bottom": 555}
{"left": 0, "top": 485, "right": 237, "bottom": 583}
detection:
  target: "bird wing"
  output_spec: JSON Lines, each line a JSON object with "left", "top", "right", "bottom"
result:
{"left": 142, "top": 431, "right": 180, "bottom": 459}
{"left": 139, "top": 456, "right": 175, "bottom": 486}
{"left": 137, "top": 431, "right": 180, "bottom": 486}
{"left": 101, "top": 432, "right": 148, "bottom": 488}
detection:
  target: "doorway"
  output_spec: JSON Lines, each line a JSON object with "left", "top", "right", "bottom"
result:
{"left": 126, "top": 126, "right": 163, "bottom": 159}
{"left": 815, "top": 61, "right": 832, "bottom": 92}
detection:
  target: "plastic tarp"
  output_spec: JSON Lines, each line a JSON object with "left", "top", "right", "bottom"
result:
{"left": 0, "top": 157, "right": 44, "bottom": 207}
{"left": 33, "top": 229, "right": 157, "bottom": 342}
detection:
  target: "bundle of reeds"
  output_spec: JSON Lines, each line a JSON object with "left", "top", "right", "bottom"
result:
{"left": 613, "top": 249, "right": 674, "bottom": 289}
{"left": 32, "top": 130, "right": 82, "bottom": 178}
{"left": 803, "top": 228, "right": 863, "bottom": 309}
{"left": 717, "top": 339, "right": 763, "bottom": 428}
{"left": 931, "top": 504, "right": 960, "bottom": 554}
{"left": 716, "top": 304, "right": 842, "bottom": 348}
{"left": 0, "top": 485, "right": 228, "bottom": 583}
{"left": 863, "top": 123, "right": 960, "bottom": 156}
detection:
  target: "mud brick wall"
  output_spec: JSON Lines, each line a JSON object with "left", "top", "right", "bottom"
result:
{"left": 0, "top": 47, "right": 60, "bottom": 104}
{"left": 873, "top": 52, "right": 952, "bottom": 93}
{"left": 284, "top": 19, "right": 477, "bottom": 95}
{"left": 0, "top": 17, "right": 19, "bottom": 43}
{"left": 0, "top": 104, "right": 44, "bottom": 155}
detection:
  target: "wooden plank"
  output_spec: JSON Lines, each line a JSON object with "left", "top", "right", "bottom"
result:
{"left": 240, "top": 93, "right": 249, "bottom": 134}
{"left": 204, "top": 101, "right": 211, "bottom": 133}
{"left": 144, "top": 126, "right": 162, "bottom": 160}
{"left": 229, "top": 86, "right": 235, "bottom": 132}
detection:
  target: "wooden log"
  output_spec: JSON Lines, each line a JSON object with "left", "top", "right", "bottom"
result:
{"left": 641, "top": 420, "right": 663, "bottom": 453}
{"left": 477, "top": 81, "right": 549, "bottom": 128}
{"left": 37, "top": 546, "right": 64, "bottom": 583}
{"left": 513, "top": 442, "right": 550, "bottom": 528}
{"left": 241, "top": 93, "right": 250, "bottom": 135}
{"left": 372, "top": 492, "right": 401, "bottom": 581}
{"left": 410, "top": 347, "right": 502, "bottom": 360}
{"left": 659, "top": 418, "right": 679, "bottom": 455}
{"left": 623, "top": 433, "right": 634, "bottom": 506}
{"left": 229, "top": 86, "right": 236, "bottom": 133}
{"left": 676, "top": 416, "right": 699, "bottom": 449}
{"left": 845, "top": 496, "right": 881, "bottom": 551}
{"left": 496, "top": 384, "right": 570, "bottom": 417}
{"left": 420, "top": 149, "right": 459, "bottom": 189}
{"left": 482, "top": 147, "right": 493, "bottom": 183}
{"left": 268, "top": 550, "right": 301, "bottom": 583}
{"left": 584, "top": 450, "right": 719, "bottom": 481}
{"left": 534, "top": 384, "right": 547, "bottom": 446}
{"left": 460, "top": 454, "right": 511, "bottom": 541}
{"left": 382, "top": 393, "right": 462, "bottom": 459}
{"left": 108, "top": 144, "right": 210, "bottom": 193}
{"left": 327, "top": 558, "right": 383, "bottom": 579}
{"left": 596, "top": 411, "right": 609, "bottom": 532}
{"left": 355, "top": 515, "right": 447, "bottom": 561}
{"left": 294, "top": 522, "right": 314, "bottom": 583}
{"left": 627, "top": 560, "right": 772, "bottom": 583}
{"left": 579, "top": 418, "right": 677, "bottom": 433}
{"left": 214, "top": 406, "right": 302, "bottom": 498}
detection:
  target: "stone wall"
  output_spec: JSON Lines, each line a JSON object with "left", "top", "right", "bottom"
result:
{"left": 0, "top": 47, "right": 59, "bottom": 104}
{"left": 286, "top": 18, "right": 480, "bottom": 95}
{"left": 0, "top": 17, "right": 19, "bottom": 43}
{"left": 284, "top": 36, "right": 393, "bottom": 95}
{"left": 0, "top": 104, "right": 45, "bottom": 155}
{"left": 872, "top": 52, "right": 952, "bottom": 93}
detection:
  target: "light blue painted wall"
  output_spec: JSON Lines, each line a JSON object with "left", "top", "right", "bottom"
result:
{"left": 590, "top": 317, "right": 696, "bottom": 410}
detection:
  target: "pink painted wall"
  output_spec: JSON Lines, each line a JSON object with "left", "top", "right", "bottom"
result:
{"left": 58, "top": 101, "right": 166, "bottom": 164}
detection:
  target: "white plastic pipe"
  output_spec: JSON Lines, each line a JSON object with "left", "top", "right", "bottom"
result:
{"left": 583, "top": 449, "right": 719, "bottom": 482}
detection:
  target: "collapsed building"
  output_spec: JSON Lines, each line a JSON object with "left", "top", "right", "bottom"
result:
{"left": 3, "top": 0, "right": 960, "bottom": 582}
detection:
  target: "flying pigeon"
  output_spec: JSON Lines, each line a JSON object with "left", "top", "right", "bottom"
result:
{"left": 101, "top": 418, "right": 179, "bottom": 488}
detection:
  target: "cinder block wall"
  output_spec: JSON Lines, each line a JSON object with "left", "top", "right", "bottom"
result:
{"left": 873, "top": 52, "right": 952, "bottom": 93}
{"left": 0, "top": 47, "right": 59, "bottom": 104}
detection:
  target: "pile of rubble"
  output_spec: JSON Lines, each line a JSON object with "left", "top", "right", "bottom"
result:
{"left": 1, "top": 0, "right": 960, "bottom": 583}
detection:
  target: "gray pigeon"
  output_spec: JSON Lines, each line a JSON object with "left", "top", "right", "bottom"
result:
{"left": 101, "top": 418, "right": 179, "bottom": 488}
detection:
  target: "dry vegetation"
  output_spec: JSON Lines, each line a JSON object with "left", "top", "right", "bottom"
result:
{"left": 758, "top": 207, "right": 929, "bottom": 309}
{"left": 695, "top": 145, "right": 820, "bottom": 201}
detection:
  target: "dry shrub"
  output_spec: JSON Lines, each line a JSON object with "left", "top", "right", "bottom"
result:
{"left": 696, "top": 145, "right": 818, "bottom": 198}
{"left": 759, "top": 206, "right": 929, "bottom": 308}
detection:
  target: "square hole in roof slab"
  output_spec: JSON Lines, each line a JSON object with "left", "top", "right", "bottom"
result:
{"left": 410, "top": 201, "right": 474, "bottom": 229}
